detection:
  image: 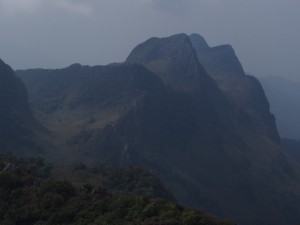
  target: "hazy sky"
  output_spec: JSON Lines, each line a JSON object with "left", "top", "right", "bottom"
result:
{"left": 0, "top": 0, "right": 299, "bottom": 81}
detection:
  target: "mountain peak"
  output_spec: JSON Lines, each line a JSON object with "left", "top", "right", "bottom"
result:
{"left": 126, "top": 33, "right": 209, "bottom": 91}
{"left": 190, "top": 38, "right": 245, "bottom": 77}
{"left": 126, "top": 33, "right": 191, "bottom": 64}
{"left": 189, "top": 33, "right": 210, "bottom": 51}
{"left": 190, "top": 35, "right": 280, "bottom": 143}
{"left": 68, "top": 63, "right": 82, "bottom": 69}
{"left": 0, "top": 58, "right": 14, "bottom": 76}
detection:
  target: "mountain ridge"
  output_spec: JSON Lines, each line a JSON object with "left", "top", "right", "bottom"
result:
{"left": 13, "top": 33, "right": 300, "bottom": 225}
{"left": 190, "top": 33, "right": 279, "bottom": 143}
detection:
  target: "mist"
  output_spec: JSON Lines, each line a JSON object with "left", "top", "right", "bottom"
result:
{"left": 0, "top": 0, "right": 299, "bottom": 81}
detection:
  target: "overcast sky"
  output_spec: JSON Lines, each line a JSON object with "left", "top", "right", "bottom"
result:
{"left": 0, "top": 0, "right": 299, "bottom": 81}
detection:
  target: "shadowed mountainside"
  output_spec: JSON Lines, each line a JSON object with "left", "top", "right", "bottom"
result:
{"left": 0, "top": 59, "right": 47, "bottom": 156}
{"left": 16, "top": 34, "right": 300, "bottom": 225}
{"left": 17, "top": 63, "right": 166, "bottom": 162}
{"left": 189, "top": 34, "right": 279, "bottom": 143}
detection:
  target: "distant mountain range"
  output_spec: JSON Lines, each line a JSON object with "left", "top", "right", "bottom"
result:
{"left": 1, "top": 33, "right": 300, "bottom": 225}
{"left": 259, "top": 76, "right": 300, "bottom": 139}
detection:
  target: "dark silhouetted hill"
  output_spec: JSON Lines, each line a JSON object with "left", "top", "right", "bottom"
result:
{"left": 0, "top": 59, "right": 46, "bottom": 156}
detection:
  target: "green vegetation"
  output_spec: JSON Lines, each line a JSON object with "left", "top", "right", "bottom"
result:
{"left": 52, "top": 164, "right": 175, "bottom": 201}
{"left": 0, "top": 155, "right": 236, "bottom": 225}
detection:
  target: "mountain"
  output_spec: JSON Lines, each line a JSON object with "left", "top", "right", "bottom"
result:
{"left": 0, "top": 59, "right": 46, "bottom": 156}
{"left": 17, "top": 34, "right": 300, "bottom": 225}
{"left": 17, "top": 63, "right": 167, "bottom": 163}
{"left": 126, "top": 34, "right": 213, "bottom": 92}
{"left": 125, "top": 34, "right": 300, "bottom": 225}
{"left": 189, "top": 33, "right": 279, "bottom": 143}
{"left": 259, "top": 76, "right": 300, "bottom": 139}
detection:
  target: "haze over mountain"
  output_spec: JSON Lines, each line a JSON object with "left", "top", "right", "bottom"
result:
{"left": 16, "top": 33, "right": 300, "bottom": 225}
{"left": 1, "top": 0, "right": 300, "bottom": 83}
{"left": 259, "top": 76, "right": 300, "bottom": 139}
